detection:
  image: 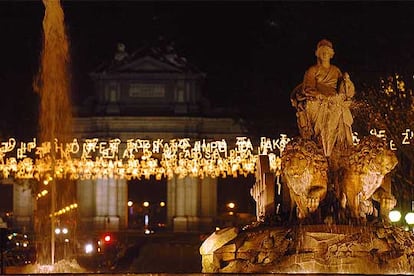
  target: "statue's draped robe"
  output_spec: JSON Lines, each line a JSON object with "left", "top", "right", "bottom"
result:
{"left": 302, "top": 64, "right": 354, "bottom": 157}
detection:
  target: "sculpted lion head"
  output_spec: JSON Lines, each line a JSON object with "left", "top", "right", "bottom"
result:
{"left": 281, "top": 138, "right": 328, "bottom": 180}
{"left": 349, "top": 136, "right": 398, "bottom": 175}
{"left": 281, "top": 138, "right": 329, "bottom": 218}
{"left": 342, "top": 135, "right": 398, "bottom": 219}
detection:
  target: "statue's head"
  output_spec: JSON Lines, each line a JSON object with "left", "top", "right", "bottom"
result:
{"left": 117, "top": 43, "right": 126, "bottom": 52}
{"left": 315, "top": 39, "right": 335, "bottom": 61}
{"left": 281, "top": 137, "right": 328, "bottom": 178}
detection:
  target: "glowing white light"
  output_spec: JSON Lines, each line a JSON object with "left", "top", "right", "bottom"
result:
{"left": 55, "top": 228, "right": 61, "bottom": 235}
{"left": 405, "top": 212, "right": 414, "bottom": 225}
{"left": 389, "top": 210, "right": 402, "bottom": 222}
{"left": 85, "top": 243, "right": 94, "bottom": 254}
{"left": 227, "top": 202, "right": 236, "bottom": 209}
{"left": 144, "top": 214, "right": 149, "bottom": 226}
{"left": 160, "top": 201, "right": 165, "bottom": 207}
{"left": 62, "top": 228, "right": 68, "bottom": 234}
{"left": 143, "top": 201, "right": 150, "bottom": 207}
{"left": 127, "top": 200, "right": 133, "bottom": 207}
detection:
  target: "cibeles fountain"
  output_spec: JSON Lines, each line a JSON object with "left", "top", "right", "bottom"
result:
{"left": 11, "top": 0, "right": 414, "bottom": 273}
{"left": 200, "top": 40, "right": 414, "bottom": 274}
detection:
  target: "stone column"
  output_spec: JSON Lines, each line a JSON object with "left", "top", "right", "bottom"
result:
{"left": 107, "top": 178, "right": 117, "bottom": 216}
{"left": 13, "top": 183, "right": 33, "bottom": 230}
{"left": 169, "top": 176, "right": 188, "bottom": 232}
{"left": 77, "top": 178, "right": 127, "bottom": 232}
{"left": 167, "top": 177, "right": 176, "bottom": 224}
{"left": 167, "top": 176, "right": 217, "bottom": 232}
{"left": 185, "top": 176, "right": 199, "bottom": 231}
{"left": 116, "top": 178, "right": 127, "bottom": 229}
{"left": 200, "top": 177, "right": 217, "bottom": 232}
{"left": 95, "top": 179, "right": 108, "bottom": 217}
{"left": 77, "top": 179, "right": 95, "bottom": 230}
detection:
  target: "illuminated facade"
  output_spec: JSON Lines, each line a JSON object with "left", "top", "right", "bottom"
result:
{"left": 73, "top": 42, "right": 246, "bottom": 232}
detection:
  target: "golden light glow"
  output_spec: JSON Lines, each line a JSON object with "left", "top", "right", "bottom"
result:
{"left": 0, "top": 131, "right": 408, "bottom": 182}
{"left": 0, "top": 136, "right": 288, "bottom": 181}
{"left": 37, "top": 189, "right": 49, "bottom": 199}
{"left": 227, "top": 202, "right": 236, "bottom": 209}
{"left": 50, "top": 202, "right": 78, "bottom": 217}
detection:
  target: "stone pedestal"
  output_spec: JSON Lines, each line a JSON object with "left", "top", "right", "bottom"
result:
{"left": 200, "top": 224, "right": 414, "bottom": 274}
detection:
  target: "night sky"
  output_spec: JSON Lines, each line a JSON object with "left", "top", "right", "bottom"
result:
{"left": 1, "top": 1, "right": 414, "bottom": 138}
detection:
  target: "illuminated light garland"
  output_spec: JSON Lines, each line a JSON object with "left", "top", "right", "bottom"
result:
{"left": 0, "top": 136, "right": 289, "bottom": 180}
{"left": 37, "top": 189, "right": 48, "bottom": 199}
{"left": 0, "top": 131, "right": 411, "bottom": 181}
{"left": 49, "top": 203, "right": 78, "bottom": 217}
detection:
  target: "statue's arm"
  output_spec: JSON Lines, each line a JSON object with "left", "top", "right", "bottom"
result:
{"left": 303, "top": 67, "right": 318, "bottom": 98}
{"left": 339, "top": 71, "right": 355, "bottom": 99}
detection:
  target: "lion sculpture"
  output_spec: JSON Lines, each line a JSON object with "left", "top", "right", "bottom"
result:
{"left": 281, "top": 138, "right": 329, "bottom": 219}
{"left": 340, "top": 135, "right": 398, "bottom": 220}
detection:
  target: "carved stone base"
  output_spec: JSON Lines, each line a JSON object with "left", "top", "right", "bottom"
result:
{"left": 200, "top": 224, "right": 414, "bottom": 274}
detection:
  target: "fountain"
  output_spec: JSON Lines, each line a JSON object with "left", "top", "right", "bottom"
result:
{"left": 32, "top": 0, "right": 78, "bottom": 269}
{"left": 5, "top": 2, "right": 414, "bottom": 272}
{"left": 200, "top": 40, "right": 414, "bottom": 274}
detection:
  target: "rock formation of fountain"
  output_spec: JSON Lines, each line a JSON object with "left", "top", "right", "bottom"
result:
{"left": 200, "top": 39, "right": 414, "bottom": 274}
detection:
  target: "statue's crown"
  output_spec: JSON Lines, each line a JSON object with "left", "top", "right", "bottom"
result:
{"left": 317, "top": 39, "right": 333, "bottom": 49}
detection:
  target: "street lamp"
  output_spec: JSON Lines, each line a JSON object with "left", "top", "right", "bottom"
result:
{"left": 405, "top": 212, "right": 414, "bottom": 225}
{"left": 227, "top": 202, "right": 236, "bottom": 209}
{"left": 389, "top": 210, "right": 402, "bottom": 223}
{"left": 54, "top": 227, "right": 69, "bottom": 259}
{"left": 226, "top": 202, "right": 236, "bottom": 216}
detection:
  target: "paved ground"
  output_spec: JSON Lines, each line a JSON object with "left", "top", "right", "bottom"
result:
{"left": 4, "top": 232, "right": 204, "bottom": 274}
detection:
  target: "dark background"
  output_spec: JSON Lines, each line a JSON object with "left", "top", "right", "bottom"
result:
{"left": 1, "top": 1, "right": 414, "bottom": 139}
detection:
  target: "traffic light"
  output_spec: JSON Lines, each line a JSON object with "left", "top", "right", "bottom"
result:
{"left": 103, "top": 234, "right": 112, "bottom": 243}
